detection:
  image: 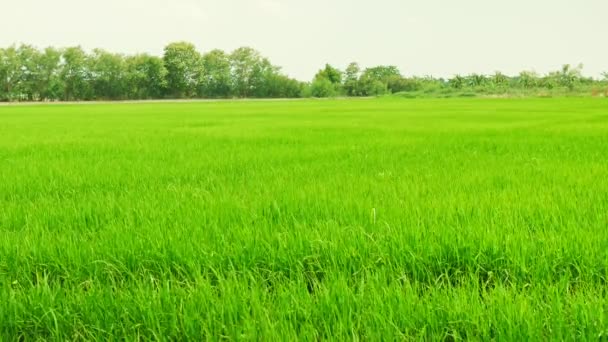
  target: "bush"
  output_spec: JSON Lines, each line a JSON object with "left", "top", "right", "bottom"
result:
{"left": 310, "top": 79, "right": 337, "bottom": 98}
{"left": 367, "top": 80, "right": 388, "bottom": 96}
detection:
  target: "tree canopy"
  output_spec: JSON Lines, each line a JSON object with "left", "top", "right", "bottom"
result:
{"left": 0, "top": 42, "right": 604, "bottom": 102}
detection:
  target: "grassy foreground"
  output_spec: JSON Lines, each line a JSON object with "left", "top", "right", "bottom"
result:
{"left": 1, "top": 98, "right": 608, "bottom": 340}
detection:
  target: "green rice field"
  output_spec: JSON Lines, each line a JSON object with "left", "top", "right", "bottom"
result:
{"left": 1, "top": 98, "right": 608, "bottom": 340}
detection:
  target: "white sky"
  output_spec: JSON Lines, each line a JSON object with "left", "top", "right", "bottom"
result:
{"left": 1, "top": 0, "right": 607, "bottom": 80}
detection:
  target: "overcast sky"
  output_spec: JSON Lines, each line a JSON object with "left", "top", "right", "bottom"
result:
{"left": 1, "top": 0, "right": 607, "bottom": 80}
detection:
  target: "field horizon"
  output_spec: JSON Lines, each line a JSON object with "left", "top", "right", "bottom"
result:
{"left": 1, "top": 97, "right": 608, "bottom": 339}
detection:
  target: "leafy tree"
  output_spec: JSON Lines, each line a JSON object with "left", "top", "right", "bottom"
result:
{"left": 386, "top": 75, "right": 412, "bottom": 93}
{"left": 61, "top": 46, "right": 92, "bottom": 101}
{"left": 361, "top": 66, "right": 400, "bottom": 80}
{"left": 14, "top": 44, "right": 42, "bottom": 100}
{"left": 251, "top": 61, "right": 303, "bottom": 98}
{"left": 312, "top": 64, "right": 343, "bottom": 95}
{"left": 413, "top": 76, "right": 445, "bottom": 93}
{"left": 0, "top": 46, "right": 20, "bottom": 101}
{"left": 343, "top": 62, "right": 361, "bottom": 96}
{"left": 395, "top": 76, "right": 436, "bottom": 93}
{"left": 34, "top": 47, "right": 64, "bottom": 101}
{"left": 200, "top": 49, "right": 232, "bottom": 98}
{"left": 558, "top": 64, "right": 583, "bottom": 90}
{"left": 542, "top": 72, "right": 560, "bottom": 90}
{"left": 125, "top": 54, "right": 167, "bottom": 99}
{"left": 278, "top": 76, "right": 304, "bottom": 98}
{"left": 230, "top": 47, "right": 260, "bottom": 97}
{"left": 517, "top": 71, "right": 539, "bottom": 89}
{"left": 449, "top": 75, "right": 465, "bottom": 89}
{"left": 163, "top": 42, "right": 203, "bottom": 98}
{"left": 314, "top": 64, "right": 342, "bottom": 85}
{"left": 310, "top": 78, "right": 337, "bottom": 98}
{"left": 230, "top": 47, "right": 280, "bottom": 98}
{"left": 466, "top": 74, "right": 487, "bottom": 88}
{"left": 491, "top": 72, "right": 509, "bottom": 88}
{"left": 367, "top": 80, "right": 389, "bottom": 96}
{"left": 257, "top": 73, "right": 303, "bottom": 98}
{"left": 359, "top": 66, "right": 401, "bottom": 95}
{"left": 89, "top": 49, "right": 127, "bottom": 100}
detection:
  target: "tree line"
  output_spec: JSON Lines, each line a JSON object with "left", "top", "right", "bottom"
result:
{"left": 311, "top": 63, "right": 608, "bottom": 98}
{"left": 1, "top": 42, "right": 607, "bottom": 101}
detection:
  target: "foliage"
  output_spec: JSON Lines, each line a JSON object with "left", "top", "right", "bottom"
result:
{"left": 200, "top": 49, "right": 231, "bottom": 98}
{"left": 310, "top": 78, "right": 337, "bottom": 97}
{"left": 35, "top": 47, "right": 64, "bottom": 101}
{"left": 359, "top": 66, "right": 402, "bottom": 95}
{"left": 61, "top": 46, "right": 92, "bottom": 101}
{"left": 256, "top": 73, "right": 304, "bottom": 98}
{"left": 0, "top": 42, "right": 606, "bottom": 102}
{"left": 343, "top": 62, "right": 361, "bottom": 96}
{"left": 125, "top": 54, "right": 168, "bottom": 99}
{"left": 517, "top": 71, "right": 539, "bottom": 89}
{"left": 0, "top": 46, "right": 21, "bottom": 101}
{"left": 163, "top": 42, "right": 203, "bottom": 98}
{"left": 314, "top": 64, "right": 343, "bottom": 85}
{"left": 228, "top": 47, "right": 302, "bottom": 98}
{"left": 89, "top": 49, "right": 127, "bottom": 100}
{"left": 230, "top": 47, "right": 264, "bottom": 98}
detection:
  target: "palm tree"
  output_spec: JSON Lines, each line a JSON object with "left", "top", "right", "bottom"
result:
{"left": 466, "top": 74, "right": 487, "bottom": 88}
{"left": 518, "top": 71, "right": 538, "bottom": 89}
{"left": 449, "top": 75, "right": 464, "bottom": 89}
{"left": 559, "top": 64, "right": 583, "bottom": 90}
{"left": 491, "top": 72, "right": 509, "bottom": 88}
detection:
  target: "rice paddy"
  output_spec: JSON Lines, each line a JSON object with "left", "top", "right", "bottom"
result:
{"left": 1, "top": 98, "right": 608, "bottom": 340}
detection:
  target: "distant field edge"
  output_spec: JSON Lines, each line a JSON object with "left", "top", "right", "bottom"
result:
{"left": 0, "top": 97, "right": 379, "bottom": 107}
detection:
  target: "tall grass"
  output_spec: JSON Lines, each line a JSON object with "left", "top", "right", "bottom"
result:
{"left": 1, "top": 98, "right": 608, "bottom": 339}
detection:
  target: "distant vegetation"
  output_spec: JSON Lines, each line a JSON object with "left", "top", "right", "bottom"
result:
{"left": 0, "top": 42, "right": 607, "bottom": 101}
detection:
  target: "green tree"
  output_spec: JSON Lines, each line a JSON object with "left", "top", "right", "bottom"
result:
{"left": 314, "top": 64, "right": 342, "bottom": 84}
{"left": 412, "top": 76, "right": 444, "bottom": 93}
{"left": 0, "top": 46, "right": 20, "bottom": 101}
{"left": 466, "top": 74, "right": 487, "bottom": 88}
{"left": 558, "top": 64, "right": 583, "bottom": 90}
{"left": 125, "top": 54, "right": 167, "bottom": 99}
{"left": 230, "top": 47, "right": 277, "bottom": 98}
{"left": 368, "top": 80, "right": 388, "bottom": 96}
{"left": 275, "top": 75, "right": 303, "bottom": 98}
{"left": 343, "top": 62, "right": 361, "bottom": 96}
{"left": 517, "top": 71, "right": 539, "bottom": 89}
{"left": 449, "top": 75, "right": 465, "bottom": 89}
{"left": 542, "top": 72, "right": 559, "bottom": 89}
{"left": 1, "top": 45, "right": 63, "bottom": 101}
{"left": 61, "top": 46, "right": 92, "bottom": 101}
{"left": 163, "top": 42, "right": 203, "bottom": 98}
{"left": 312, "top": 64, "right": 343, "bottom": 96}
{"left": 200, "top": 49, "right": 232, "bottom": 98}
{"left": 310, "top": 78, "right": 337, "bottom": 98}
{"left": 491, "top": 71, "right": 509, "bottom": 89}
{"left": 359, "top": 66, "right": 401, "bottom": 95}
{"left": 89, "top": 49, "right": 127, "bottom": 100}
{"left": 14, "top": 44, "right": 42, "bottom": 100}
{"left": 251, "top": 62, "right": 296, "bottom": 98}
{"left": 255, "top": 72, "right": 302, "bottom": 98}
{"left": 386, "top": 75, "right": 412, "bottom": 93}
{"left": 35, "top": 47, "right": 64, "bottom": 101}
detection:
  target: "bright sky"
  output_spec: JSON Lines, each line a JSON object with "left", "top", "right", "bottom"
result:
{"left": 2, "top": 0, "right": 607, "bottom": 80}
